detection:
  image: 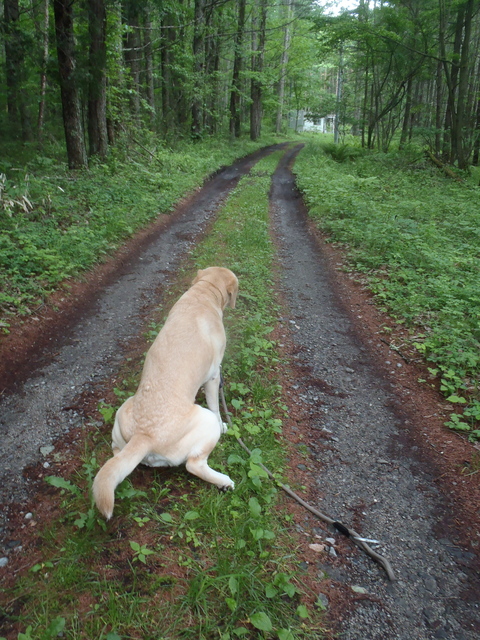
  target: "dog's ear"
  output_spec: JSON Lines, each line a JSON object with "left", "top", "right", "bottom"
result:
{"left": 192, "top": 269, "right": 205, "bottom": 285}
{"left": 226, "top": 275, "right": 238, "bottom": 309}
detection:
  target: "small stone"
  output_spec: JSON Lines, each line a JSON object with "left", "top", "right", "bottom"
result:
{"left": 424, "top": 577, "right": 437, "bottom": 592}
{"left": 297, "top": 464, "right": 307, "bottom": 471}
{"left": 40, "top": 445, "right": 55, "bottom": 457}
{"left": 24, "top": 513, "right": 33, "bottom": 520}
{"left": 43, "top": 462, "right": 50, "bottom": 469}
{"left": 351, "top": 585, "right": 367, "bottom": 594}
{"left": 0, "top": 557, "right": 8, "bottom": 567}
{"left": 317, "top": 593, "right": 329, "bottom": 609}
{"left": 6, "top": 540, "right": 21, "bottom": 549}
{"left": 325, "top": 537, "right": 336, "bottom": 545}
{"left": 328, "top": 546, "right": 337, "bottom": 558}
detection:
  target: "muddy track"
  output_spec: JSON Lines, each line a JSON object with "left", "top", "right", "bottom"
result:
{"left": 1, "top": 144, "right": 479, "bottom": 639}
{"left": 271, "top": 145, "right": 480, "bottom": 639}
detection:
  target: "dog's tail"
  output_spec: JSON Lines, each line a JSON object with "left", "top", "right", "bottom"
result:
{"left": 93, "top": 434, "right": 151, "bottom": 520}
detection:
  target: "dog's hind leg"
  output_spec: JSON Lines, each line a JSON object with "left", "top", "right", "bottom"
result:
{"left": 186, "top": 455, "right": 235, "bottom": 490}
{"left": 184, "top": 406, "right": 234, "bottom": 489}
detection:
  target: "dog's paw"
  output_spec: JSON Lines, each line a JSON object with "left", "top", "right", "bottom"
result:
{"left": 219, "top": 479, "right": 235, "bottom": 492}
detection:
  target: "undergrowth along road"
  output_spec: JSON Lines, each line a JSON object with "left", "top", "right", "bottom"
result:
{"left": 0, "top": 135, "right": 283, "bottom": 329}
{"left": 294, "top": 139, "right": 480, "bottom": 442}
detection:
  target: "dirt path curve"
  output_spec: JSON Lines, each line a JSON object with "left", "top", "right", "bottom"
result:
{"left": 271, "top": 145, "right": 480, "bottom": 639}
{"left": 0, "top": 143, "right": 287, "bottom": 533}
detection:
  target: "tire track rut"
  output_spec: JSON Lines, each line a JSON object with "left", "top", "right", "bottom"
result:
{"left": 270, "top": 144, "right": 479, "bottom": 640}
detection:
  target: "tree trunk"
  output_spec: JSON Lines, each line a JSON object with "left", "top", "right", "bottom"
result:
{"left": 160, "top": 10, "right": 174, "bottom": 134}
{"left": 454, "top": 0, "right": 475, "bottom": 169}
{"left": 192, "top": 0, "right": 206, "bottom": 138}
{"left": 275, "top": 0, "right": 293, "bottom": 134}
{"left": 399, "top": 75, "right": 413, "bottom": 150}
{"left": 53, "top": 0, "right": 88, "bottom": 169}
{"left": 440, "top": 0, "right": 465, "bottom": 163}
{"left": 229, "top": 0, "right": 246, "bottom": 138}
{"left": 144, "top": 9, "right": 156, "bottom": 130}
{"left": 250, "top": 0, "right": 267, "bottom": 141}
{"left": 435, "top": 59, "right": 443, "bottom": 155}
{"left": 37, "top": 0, "right": 49, "bottom": 140}
{"left": 88, "top": 0, "right": 108, "bottom": 159}
{"left": 4, "top": 0, "right": 31, "bottom": 140}
{"left": 472, "top": 95, "right": 480, "bottom": 165}
{"left": 123, "top": 0, "right": 141, "bottom": 120}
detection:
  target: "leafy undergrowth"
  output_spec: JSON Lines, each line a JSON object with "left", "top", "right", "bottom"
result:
{"left": 0, "top": 134, "right": 280, "bottom": 331}
{"left": 0, "top": 150, "right": 325, "bottom": 640}
{"left": 293, "top": 139, "right": 480, "bottom": 440}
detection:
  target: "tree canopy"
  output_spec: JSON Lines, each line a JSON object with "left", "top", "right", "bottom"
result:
{"left": 2, "top": 1, "right": 480, "bottom": 169}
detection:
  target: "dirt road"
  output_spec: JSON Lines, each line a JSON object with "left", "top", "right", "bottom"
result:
{"left": 1, "top": 144, "right": 479, "bottom": 638}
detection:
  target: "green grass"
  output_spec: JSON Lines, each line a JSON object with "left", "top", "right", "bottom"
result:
{"left": 293, "top": 139, "right": 480, "bottom": 440}
{"left": 0, "top": 149, "right": 325, "bottom": 640}
{"left": 0, "top": 134, "right": 280, "bottom": 330}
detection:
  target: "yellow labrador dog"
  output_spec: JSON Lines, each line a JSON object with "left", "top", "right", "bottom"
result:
{"left": 93, "top": 267, "right": 238, "bottom": 519}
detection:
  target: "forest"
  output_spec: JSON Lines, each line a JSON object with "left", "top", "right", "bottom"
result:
{"left": 1, "top": 0, "right": 480, "bottom": 169}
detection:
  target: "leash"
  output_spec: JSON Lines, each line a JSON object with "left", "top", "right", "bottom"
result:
{"left": 219, "top": 384, "right": 395, "bottom": 581}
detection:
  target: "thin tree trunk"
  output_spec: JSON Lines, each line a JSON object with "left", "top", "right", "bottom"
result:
{"left": 37, "top": 0, "right": 49, "bottom": 140}
{"left": 229, "top": 0, "right": 246, "bottom": 138}
{"left": 455, "top": 0, "right": 474, "bottom": 169}
{"left": 441, "top": 0, "right": 465, "bottom": 162}
{"left": 399, "top": 75, "right": 413, "bottom": 150}
{"left": 123, "top": 0, "right": 141, "bottom": 120}
{"left": 192, "top": 0, "right": 206, "bottom": 138}
{"left": 435, "top": 59, "right": 443, "bottom": 155}
{"left": 144, "top": 9, "right": 156, "bottom": 130}
{"left": 275, "top": 0, "right": 293, "bottom": 134}
{"left": 4, "top": 0, "right": 31, "bottom": 139}
{"left": 250, "top": 0, "right": 267, "bottom": 141}
{"left": 361, "top": 51, "right": 369, "bottom": 148}
{"left": 88, "top": 0, "right": 108, "bottom": 159}
{"left": 53, "top": 0, "right": 88, "bottom": 169}
{"left": 472, "top": 95, "right": 480, "bottom": 165}
{"left": 160, "top": 11, "right": 173, "bottom": 133}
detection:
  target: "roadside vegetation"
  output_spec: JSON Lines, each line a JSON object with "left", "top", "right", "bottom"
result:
{"left": 294, "top": 138, "right": 480, "bottom": 441}
{"left": 0, "top": 135, "right": 279, "bottom": 331}
{"left": 0, "top": 150, "right": 325, "bottom": 640}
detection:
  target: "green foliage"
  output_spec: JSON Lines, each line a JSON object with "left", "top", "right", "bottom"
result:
{"left": 320, "top": 142, "right": 364, "bottom": 163}
{"left": 129, "top": 540, "right": 155, "bottom": 564}
{"left": 295, "top": 140, "right": 480, "bottom": 439}
{"left": 0, "top": 136, "right": 276, "bottom": 326}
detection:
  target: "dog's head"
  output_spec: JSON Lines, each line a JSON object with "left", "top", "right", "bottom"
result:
{"left": 193, "top": 267, "right": 238, "bottom": 309}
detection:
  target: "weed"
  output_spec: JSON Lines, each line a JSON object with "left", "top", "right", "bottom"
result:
{"left": 129, "top": 541, "right": 155, "bottom": 564}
